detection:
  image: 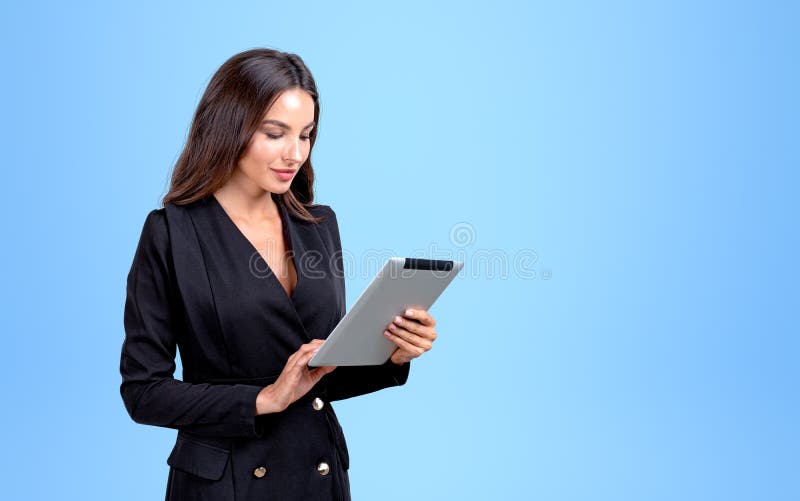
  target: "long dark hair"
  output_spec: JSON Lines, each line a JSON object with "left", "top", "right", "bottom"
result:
{"left": 163, "top": 48, "right": 323, "bottom": 223}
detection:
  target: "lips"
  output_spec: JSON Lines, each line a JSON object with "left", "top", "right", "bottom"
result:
{"left": 271, "top": 168, "right": 297, "bottom": 181}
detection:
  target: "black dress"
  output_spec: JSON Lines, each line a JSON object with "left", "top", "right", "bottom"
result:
{"left": 119, "top": 194, "right": 410, "bottom": 501}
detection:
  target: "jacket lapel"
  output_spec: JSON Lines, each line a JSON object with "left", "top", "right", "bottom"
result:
{"left": 163, "top": 201, "right": 236, "bottom": 372}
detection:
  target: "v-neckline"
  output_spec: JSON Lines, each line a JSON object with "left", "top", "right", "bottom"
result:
{"left": 208, "top": 193, "right": 301, "bottom": 303}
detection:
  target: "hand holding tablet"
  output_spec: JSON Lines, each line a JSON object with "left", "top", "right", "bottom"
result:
{"left": 383, "top": 306, "right": 439, "bottom": 365}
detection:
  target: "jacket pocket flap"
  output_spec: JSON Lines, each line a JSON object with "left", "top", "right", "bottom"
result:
{"left": 167, "top": 435, "right": 230, "bottom": 481}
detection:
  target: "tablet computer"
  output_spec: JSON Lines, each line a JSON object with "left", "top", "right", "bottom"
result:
{"left": 308, "top": 257, "right": 463, "bottom": 367}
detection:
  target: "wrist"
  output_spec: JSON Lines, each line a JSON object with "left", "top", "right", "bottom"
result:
{"left": 256, "top": 384, "right": 287, "bottom": 415}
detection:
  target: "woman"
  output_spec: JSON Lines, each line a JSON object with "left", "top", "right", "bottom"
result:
{"left": 119, "top": 48, "right": 439, "bottom": 501}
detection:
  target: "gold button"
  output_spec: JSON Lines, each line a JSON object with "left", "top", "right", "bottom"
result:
{"left": 312, "top": 397, "right": 325, "bottom": 411}
{"left": 253, "top": 466, "right": 267, "bottom": 478}
{"left": 317, "top": 462, "right": 330, "bottom": 476}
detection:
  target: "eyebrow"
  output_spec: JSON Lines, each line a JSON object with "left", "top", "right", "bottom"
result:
{"left": 261, "top": 119, "right": 315, "bottom": 130}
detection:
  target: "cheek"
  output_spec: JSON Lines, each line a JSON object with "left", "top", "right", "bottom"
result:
{"left": 242, "top": 140, "right": 282, "bottom": 168}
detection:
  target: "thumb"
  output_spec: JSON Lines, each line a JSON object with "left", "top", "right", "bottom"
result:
{"left": 308, "top": 365, "right": 337, "bottom": 382}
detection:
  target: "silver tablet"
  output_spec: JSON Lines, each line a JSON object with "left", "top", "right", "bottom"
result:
{"left": 308, "top": 257, "right": 463, "bottom": 367}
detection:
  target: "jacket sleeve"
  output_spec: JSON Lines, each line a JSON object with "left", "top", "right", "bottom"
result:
{"left": 319, "top": 206, "right": 411, "bottom": 402}
{"left": 324, "top": 360, "right": 411, "bottom": 402}
{"left": 119, "top": 209, "right": 268, "bottom": 439}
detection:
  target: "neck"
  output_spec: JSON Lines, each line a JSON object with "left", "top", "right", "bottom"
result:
{"left": 213, "top": 177, "right": 279, "bottom": 222}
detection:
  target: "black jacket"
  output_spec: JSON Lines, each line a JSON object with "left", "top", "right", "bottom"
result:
{"left": 119, "top": 194, "right": 410, "bottom": 500}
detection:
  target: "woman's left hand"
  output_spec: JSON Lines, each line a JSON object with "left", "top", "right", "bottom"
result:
{"left": 384, "top": 308, "right": 438, "bottom": 365}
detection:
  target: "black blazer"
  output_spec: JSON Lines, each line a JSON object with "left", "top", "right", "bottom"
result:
{"left": 119, "top": 194, "right": 410, "bottom": 501}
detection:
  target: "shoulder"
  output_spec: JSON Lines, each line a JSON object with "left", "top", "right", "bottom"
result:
{"left": 142, "top": 207, "right": 168, "bottom": 235}
{"left": 135, "top": 208, "right": 170, "bottom": 255}
{"left": 127, "top": 208, "right": 177, "bottom": 289}
{"left": 305, "top": 203, "right": 340, "bottom": 230}
{"left": 147, "top": 207, "right": 167, "bottom": 221}
{"left": 305, "top": 203, "right": 337, "bottom": 220}
{"left": 305, "top": 203, "right": 343, "bottom": 248}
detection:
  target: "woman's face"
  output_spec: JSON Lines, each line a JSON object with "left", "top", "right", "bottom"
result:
{"left": 236, "top": 87, "right": 316, "bottom": 195}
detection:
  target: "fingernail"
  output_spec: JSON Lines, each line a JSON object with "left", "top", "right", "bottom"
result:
{"left": 384, "top": 330, "right": 391, "bottom": 337}
{"left": 405, "top": 309, "right": 414, "bottom": 316}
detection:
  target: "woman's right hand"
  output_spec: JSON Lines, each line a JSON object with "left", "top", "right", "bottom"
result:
{"left": 255, "top": 339, "right": 336, "bottom": 415}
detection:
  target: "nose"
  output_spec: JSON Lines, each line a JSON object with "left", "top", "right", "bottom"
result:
{"left": 284, "top": 136, "right": 304, "bottom": 165}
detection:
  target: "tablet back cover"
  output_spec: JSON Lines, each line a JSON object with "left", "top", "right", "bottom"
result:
{"left": 309, "top": 257, "right": 462, "bottom": 366}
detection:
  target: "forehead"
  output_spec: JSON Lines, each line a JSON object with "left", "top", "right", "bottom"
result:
{"left": 263, "top": 89, "right": 315, "bottom": 123}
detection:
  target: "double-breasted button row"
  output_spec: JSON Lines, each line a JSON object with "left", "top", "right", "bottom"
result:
{"left": 253, "top": 463, "right": 329, "bottom": 478}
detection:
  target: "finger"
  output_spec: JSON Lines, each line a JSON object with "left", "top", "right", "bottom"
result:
{"left": 390, "top": 349, "right": 410, "bottom": 366}
{"left": 389, "top": 327, "right": 433, "bottom": 351}
{"left": 392, "top": 315, "right": 420, "bottom": 335}
{"left": 308, "top": 364, "right": 337, "bottom": 382}
{"left": 284, "top": 343, "right": 315, "bottom": 368}
{"left": 296, "top": 346, "right": 322, "bottom": 367}
{"left": 384, "top": 329, "right": 425, "bottom": 356}
{"left": 282, "top": 340, "right": 327, "bottom": 375}
{"left": 295, "top": 340, "right": 324, "bottom": 357}
{"left": 302, "top": 339, "right": 325, "bottom": 350}
{"left": 387, "top": 324, "right": 433, "bottom": 351}
{"left": 404, "top": 308, "right": 436, "bottom": 327}
{"left": 391, "top": 316, "right": 437, "bottom": 340}
{"left": 300, "top": 344, "right": 332, "bottom": 366}
{"left": 285, "top": 349, "right": 302, "bottom": 367}
{"left": 289, "top": 341, "right": 321, "bottom": 360}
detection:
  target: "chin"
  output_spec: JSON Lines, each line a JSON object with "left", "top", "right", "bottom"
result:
{"left": 267, "top": 183, "right": 293, "bottom": 195}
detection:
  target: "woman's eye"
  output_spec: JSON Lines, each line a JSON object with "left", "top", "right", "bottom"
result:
{"left": 265, "top": 133, "right": 311, "bottom": 141}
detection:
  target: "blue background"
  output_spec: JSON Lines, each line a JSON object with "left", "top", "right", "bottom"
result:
{"left": 1, "top": 1, "right": 797, "bottom": 499}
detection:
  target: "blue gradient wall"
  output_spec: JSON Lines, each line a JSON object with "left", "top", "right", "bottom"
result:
{"left": 0, "top": 1, "right": 796, "bottom": 499}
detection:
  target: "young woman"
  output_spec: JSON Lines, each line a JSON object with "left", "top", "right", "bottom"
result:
{"left": 119, "top": 48, "right": 439, "bottom": 501}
